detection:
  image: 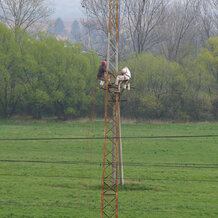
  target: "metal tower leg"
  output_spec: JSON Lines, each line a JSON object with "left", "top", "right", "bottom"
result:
{"left": 100, "top": 0, "right": 120, "bottom": 217}
{"left": 100, "top": 85, "right": 119, "bottom": 218}
{"left": 118, "top": 102, "right": 124, "bottom": 186}
{"left": 112, "top": 101, "right": 116, "bottom": 185}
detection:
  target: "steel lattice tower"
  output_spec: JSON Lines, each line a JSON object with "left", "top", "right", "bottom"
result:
{"left": 100, "top": 0, "right": 120, "bottom": 217}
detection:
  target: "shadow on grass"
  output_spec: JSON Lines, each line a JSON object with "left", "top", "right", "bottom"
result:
{"left": 41, "top": 180, "right": 162, "bottom": 192}
{"left": 86, "top": 183, "right": 159, "bottom": 192}
{"left": 120, "top": 184, "right": 155, "bottom": 191}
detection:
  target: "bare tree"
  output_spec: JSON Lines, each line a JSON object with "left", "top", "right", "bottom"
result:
{"left": 81, "top": 0, "right": 110, "bottom": 56}
{"left": 0, "top": 0, "right": 53, "bottom": 30}
{"left": 82, "top": 0, "right": 169, "bottom": 56}
{"left": 123, "top": 0, "right": 169, "bottom": 54}
{"left": 212, "top": 0, "right": 218, "bottom": 10}
{"left": 82, "top": 0, "right": 218, "bottom": 59}
{"left": 211, "top": 0, "right": 218, "bottom": 32}
{"left": 81, "top": 0, "right": 109, "bottom": 35}
{"left": 160, "top": 0, "right": 201, "bottom": 61}
{"left": 198, "top": 0, "right": 218, "bottom": 42}
{"left": 199, "top": 0, "right": 211, "bottom": 39}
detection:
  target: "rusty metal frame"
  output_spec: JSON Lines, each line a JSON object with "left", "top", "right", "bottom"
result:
{"left": 100, "top": 0, "right": 120, "bottom": 217}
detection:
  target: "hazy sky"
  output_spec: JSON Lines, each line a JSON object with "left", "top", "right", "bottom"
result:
{"left": 53, "top": 0, "right": 84, "bottom": 20}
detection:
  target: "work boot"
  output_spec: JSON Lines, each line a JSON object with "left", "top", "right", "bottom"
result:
{"left": 110, "top": 83, "right": 118, "bottom": 88}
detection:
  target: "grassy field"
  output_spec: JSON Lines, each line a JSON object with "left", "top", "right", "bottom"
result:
{"left": 0, "top": 120, "right": 218, "bottom": 218}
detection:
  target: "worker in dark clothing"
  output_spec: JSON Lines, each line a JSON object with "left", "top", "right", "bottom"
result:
{"left": 97, "top": 60, "right": 115, "bottom": 87}
{"left": 97, "top": 60, "right": 107, "bottom": 81}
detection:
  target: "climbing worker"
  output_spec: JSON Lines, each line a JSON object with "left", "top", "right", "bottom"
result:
{"left": 115, "top": 67, "right": 131, "bottom": 91}
{"left": 97, "top": 60, "right": 115, "bottom": 88}
{"left": 97, "top": 60, "right": 107, "bottom": 80}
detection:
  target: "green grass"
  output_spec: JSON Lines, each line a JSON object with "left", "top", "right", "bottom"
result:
{"left": 0, "top": 120, "right": 217, "bottom": 218}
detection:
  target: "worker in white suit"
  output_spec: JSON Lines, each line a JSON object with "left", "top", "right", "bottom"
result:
{"left": 115, "top": 67, "right": 131, "bottom": 91}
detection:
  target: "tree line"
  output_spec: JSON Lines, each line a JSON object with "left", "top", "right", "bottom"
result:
{"left": 0, "top": 23, "right": 99, "bottom": 119}
{"left": 0, "top": 0, "right": 218, "bottom": 121}
{"left": 81, "top": 0, "right": 218, "bottom": 60}
{"left": 0, "top": 22, "right": 218, "bottom": 120}
{"left": 122, "top": 44, "right": 218, "bottom": 120}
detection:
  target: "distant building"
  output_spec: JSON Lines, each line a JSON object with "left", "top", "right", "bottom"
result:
{"left": 56, "top": 35, "right": 68, "bottom": 41}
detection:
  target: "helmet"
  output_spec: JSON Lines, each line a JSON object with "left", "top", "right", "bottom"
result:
{"left": 121, "top": 67, "right": 128, "bottom": 74}
{"left": 101, "top": 60, "right": 107, "bottom": 66}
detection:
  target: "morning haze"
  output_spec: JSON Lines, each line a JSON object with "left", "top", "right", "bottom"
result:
{"left": 53, "top": 0, "right": 84, "bottom": 20}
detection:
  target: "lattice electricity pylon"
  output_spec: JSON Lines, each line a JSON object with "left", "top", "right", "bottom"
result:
{"left": 100, "top": 0, "right": 120, "bottom": 218}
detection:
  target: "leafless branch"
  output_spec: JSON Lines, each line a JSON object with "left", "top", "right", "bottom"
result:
{"left": 0, "top": 0, "right": 54, "bottom": 30}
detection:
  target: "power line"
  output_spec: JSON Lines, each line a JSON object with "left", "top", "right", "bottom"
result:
{"left": 0, "top": 174, "right": 217, "bottom": 183}
{"left": 0, "top": 134, "right": 218, "bottom": 141}
{"left": 1, "top": 200, "right": 217, "bottom": 214}
{"left": 0, "top": 159, "right": 217, "bottom": 168}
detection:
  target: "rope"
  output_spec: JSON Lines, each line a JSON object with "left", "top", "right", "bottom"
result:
{"left": 88, "top": 78, "right": 98, "bottom": 217}
{"left": 76, "top": 78, "right": 98, "bottom": 218}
